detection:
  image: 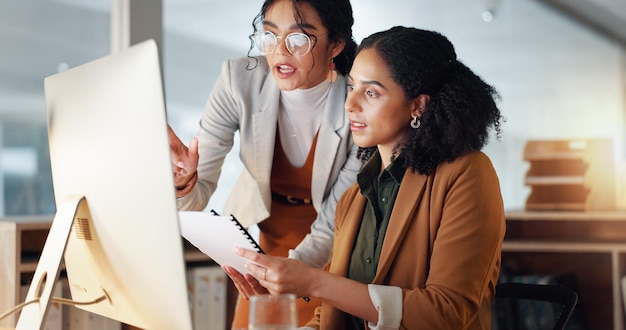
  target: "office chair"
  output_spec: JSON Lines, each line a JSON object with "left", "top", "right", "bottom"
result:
{"left": 491, "top": 282, "right": 579, "bottom": 330}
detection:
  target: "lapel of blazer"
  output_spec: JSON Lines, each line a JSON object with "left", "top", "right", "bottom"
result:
{"left": 252, "top": 72, "right": 280, "bottom": 209}
{"left": 311, "top": 76, "right": 347, "bottom": 208}
{"left": 373, "top": 169, "right": 428, "bottom": 283}
{"left": 332, "top": 190, "right": 367, "bottom": 277}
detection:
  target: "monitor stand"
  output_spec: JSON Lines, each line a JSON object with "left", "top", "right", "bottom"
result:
{"left": 15, "top": 195, "right": 108, "bottom": 330}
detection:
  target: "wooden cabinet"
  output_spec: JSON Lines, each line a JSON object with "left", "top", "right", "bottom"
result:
{"left": 503, "top": 210, "right": 626, "bottom": 330}
{"left": 0, "top": 216, "right": 217, "bottom": 329}
{"left": 524, "top": 139, "right": 615, "bottom": 211}
{"left": 0, "top": 216, "right": 51, "bottom": 328}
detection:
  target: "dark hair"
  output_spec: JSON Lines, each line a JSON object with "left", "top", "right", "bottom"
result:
{"left": 248, "top": 0, "right": 356, "bottom": 76}
{"left": 356, "top": 26, "right": 504, "bottom": 175}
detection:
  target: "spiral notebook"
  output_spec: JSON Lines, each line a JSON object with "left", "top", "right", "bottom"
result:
{"left": 178, "top": 210, "right": 263, "bottom": 275}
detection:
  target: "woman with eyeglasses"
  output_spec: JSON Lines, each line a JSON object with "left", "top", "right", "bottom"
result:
{"left": 228, "top": 26, "right": 506, "bottom": 329}
{"left": 168, "top": 0, "right": 359, "bottom": 327}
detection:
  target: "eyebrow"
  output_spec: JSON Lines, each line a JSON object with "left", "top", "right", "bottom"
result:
{"left": 263, "top": 20, "right": 318, "bottom": 31}
{"left": 347, "top": 75, "right": 388, "bottom": 90}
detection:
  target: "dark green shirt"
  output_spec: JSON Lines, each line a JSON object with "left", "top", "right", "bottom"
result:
{"left": 346, "top": 152, "right": 406, "bottom": 329}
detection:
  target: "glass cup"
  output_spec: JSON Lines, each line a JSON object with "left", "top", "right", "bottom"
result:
{"left": 248, "top": 293, "right": 297, "bottom": 330}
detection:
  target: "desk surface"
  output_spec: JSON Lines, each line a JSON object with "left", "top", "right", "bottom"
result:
{"left": 504, "top": 210, "right": 626, "bottom": 244}
{"left": 505, "top": 209, "right": 626, "bottom": 221}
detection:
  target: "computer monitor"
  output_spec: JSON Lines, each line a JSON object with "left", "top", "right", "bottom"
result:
{"left": 16, "top": 39, "right": 193, "bottom": 330}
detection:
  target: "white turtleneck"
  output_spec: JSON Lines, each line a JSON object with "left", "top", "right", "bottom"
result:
{"left": 278, "top": 80, "right": 331, "bottom": 167}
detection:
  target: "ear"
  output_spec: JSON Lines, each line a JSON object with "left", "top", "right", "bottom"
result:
{"left": 329, "top": 39, "right": 345, "bottom": 59}
{"left": 410, "top": 94, "right": 430, "bottom": 118}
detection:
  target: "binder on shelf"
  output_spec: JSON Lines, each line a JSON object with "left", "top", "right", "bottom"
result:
{"left": 187, "top": 265, "right": 227, "bottom": 330}
{"left": 523, "top": 138, "right": 615, "bottom": 211}
{"left": 65, "top": 308, "right": 121, "bottom": 330}
{"left": 178, "top": 210, "right": 263, "bottom": 276}
{"left": 207, "top": 266, "right": 227, "bottom": 330}
{"left": 622, "top": 276, "right": 626, "bottom": 318}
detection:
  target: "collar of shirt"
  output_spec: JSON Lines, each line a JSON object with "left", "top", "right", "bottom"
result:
{"left": 357, "top": 150, "right": 407, "bottom": 195}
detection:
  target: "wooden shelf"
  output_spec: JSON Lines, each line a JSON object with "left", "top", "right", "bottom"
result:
{"left": 503, "top": 210, "right": 626, "bottom": 330}
{"left": 506, "top": 209, "right": 626, "bottom": 221}
{"left": 525, "top": 175, "right": 585, "bottom": 185}
{"left": 523, "top": 139, "right": 615, "bottom": 211}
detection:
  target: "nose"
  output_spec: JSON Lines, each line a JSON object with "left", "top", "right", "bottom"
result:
{"left": 345, "top": 92, "right": 358, "bottom": 113}
{"left": 274, "top": 36, "right": 290, "bottom": 56}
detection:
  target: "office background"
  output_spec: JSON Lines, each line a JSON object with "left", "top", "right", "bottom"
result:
{"left": 0, "top": 0, "right": 624, "bottom": 217}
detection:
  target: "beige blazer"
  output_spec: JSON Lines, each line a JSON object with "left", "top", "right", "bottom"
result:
{"left": 308, "top": 151, "right": 506, "bottom": 329}
{"left": 178, "top": 56, "right": 360, "bottom": 230}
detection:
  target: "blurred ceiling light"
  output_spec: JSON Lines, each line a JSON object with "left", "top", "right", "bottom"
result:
{"left": 482, "top": 0, "right": 501, "bottom": 22}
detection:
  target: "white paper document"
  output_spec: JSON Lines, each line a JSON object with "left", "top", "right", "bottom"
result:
{"left": 178, "top": 211, "right": 262, "bottom": 275}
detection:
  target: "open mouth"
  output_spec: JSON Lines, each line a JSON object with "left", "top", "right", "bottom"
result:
{"left": 277, "top": 64, "right": 295, "bottom": 74}
{"left": 350, "top": 120, "right": 366, "bottom": 129}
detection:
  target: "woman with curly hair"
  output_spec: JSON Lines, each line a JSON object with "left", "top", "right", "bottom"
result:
{"left": 226, "top": 26, "right": 506, "bottom": 329}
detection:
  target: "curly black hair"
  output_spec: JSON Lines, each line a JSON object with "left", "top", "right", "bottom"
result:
{"left": 356, "top": 26, "right": 504, "bottom": 175}
{"left": 248, "top": 0, "right": 357, "bottom": 76}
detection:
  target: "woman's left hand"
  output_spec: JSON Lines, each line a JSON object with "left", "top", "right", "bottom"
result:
{"left": 233, "top": 247, "right": 321, "bottom": 299}
{"left": 222, "top": 265, "right": 269, "bottom": 300}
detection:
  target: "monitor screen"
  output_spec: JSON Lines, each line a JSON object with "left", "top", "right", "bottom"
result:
{"left": 33, "top": 39, "right": 192, "bottom": 329}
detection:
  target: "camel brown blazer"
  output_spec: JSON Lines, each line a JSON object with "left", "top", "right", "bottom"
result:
{"left": 308, "top": 151, "right": 506, "bottom": 329}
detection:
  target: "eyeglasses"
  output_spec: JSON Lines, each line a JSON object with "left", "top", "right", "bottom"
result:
{"left": 251, "top": 31, "right": 316, "bottom": 56}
